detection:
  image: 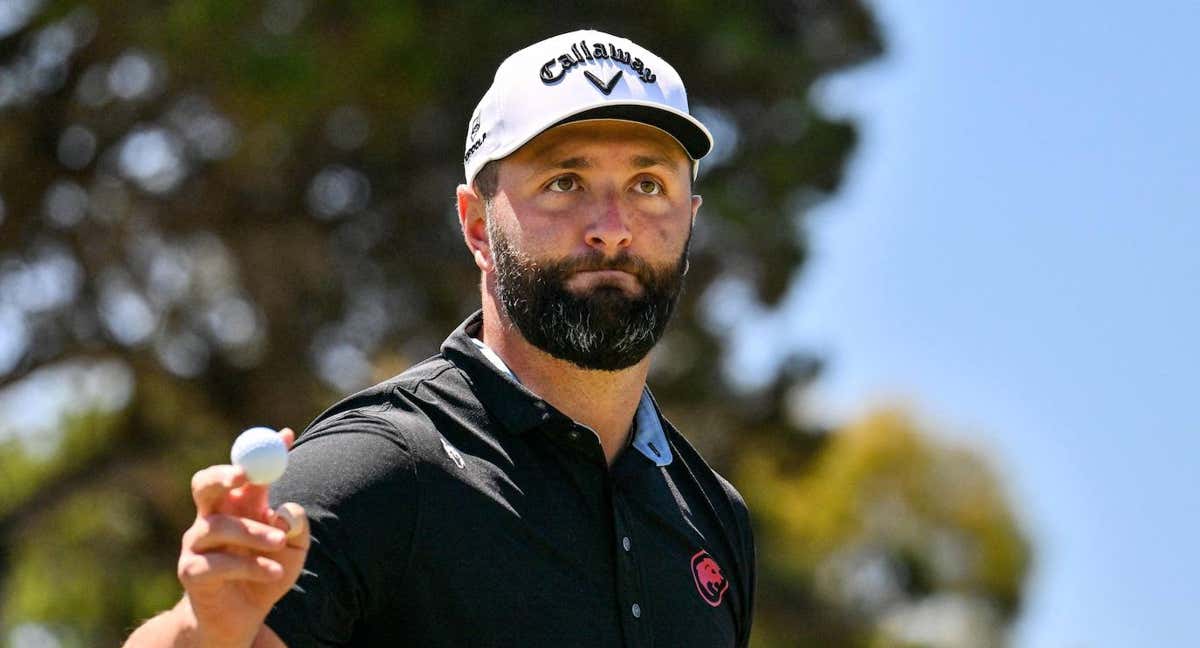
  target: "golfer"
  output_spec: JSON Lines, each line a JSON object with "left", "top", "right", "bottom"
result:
{"left": 126, "top": 29, "right": 755, "bottom": 647}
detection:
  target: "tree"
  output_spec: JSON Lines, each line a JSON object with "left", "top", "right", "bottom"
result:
{"left": 737, "top": 408, "right": 1030, "bottom": 647}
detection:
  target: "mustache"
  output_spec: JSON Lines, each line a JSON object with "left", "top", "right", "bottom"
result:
{"left": 549, "top": 251, "right": 658, "bottom": 283}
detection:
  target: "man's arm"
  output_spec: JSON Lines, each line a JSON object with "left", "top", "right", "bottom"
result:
{"left": 125, "top": 597, "right": 288, "bottom": 647}
{"left": 123, "top": 430, "right": 309, "bottom": 648}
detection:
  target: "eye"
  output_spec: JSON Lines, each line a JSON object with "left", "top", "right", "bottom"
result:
{"left": 547, "top": 175, "right": 580, "bottom": 193}
{"left": 635, "top": 178, "right": 663, "bottom": 195}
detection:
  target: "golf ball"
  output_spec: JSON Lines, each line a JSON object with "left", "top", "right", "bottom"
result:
{"left": 231, "top": 427, "right": 288, "bottom": 484}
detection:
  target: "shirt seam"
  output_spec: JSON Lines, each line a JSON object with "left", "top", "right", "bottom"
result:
{"left": 394, "top": 358, "right": 459, "bottom": 396}
{"left": 295, "top": 411, "right": 423, "bottom": 621}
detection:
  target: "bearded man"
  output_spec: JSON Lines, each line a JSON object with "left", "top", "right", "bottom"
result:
{"left": 126, "top": 29, "right": 755, "bottom": 648}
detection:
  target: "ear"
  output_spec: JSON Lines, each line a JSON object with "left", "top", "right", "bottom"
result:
{"left": 682, "top": 194, "right": 702, "bottom": 277}
{"left": 457, "top": 183, "right": 493, "bottom": 272}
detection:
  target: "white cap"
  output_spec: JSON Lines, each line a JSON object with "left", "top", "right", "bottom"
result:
{"left": 463, "top": 29, "right": 713, "bottom": 185}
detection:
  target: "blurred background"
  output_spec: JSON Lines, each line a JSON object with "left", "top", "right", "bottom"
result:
{"left": 0, "top": 1, "right": 1194, "bottom": 646}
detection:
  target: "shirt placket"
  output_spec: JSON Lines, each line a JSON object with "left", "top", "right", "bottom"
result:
{"left": 608, "top": 467, "right": 653, "bottom": 647}
{"left": 552, "top": 418, "right": 656, "bottom": 648}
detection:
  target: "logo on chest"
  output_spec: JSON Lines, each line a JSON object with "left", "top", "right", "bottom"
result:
{"left": 690, "top": 549, "right": 729, "bottom": 607}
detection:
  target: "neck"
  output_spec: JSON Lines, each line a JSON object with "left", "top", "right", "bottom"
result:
{"left": 479, "top": 297, "right": 648, "bottom": 465}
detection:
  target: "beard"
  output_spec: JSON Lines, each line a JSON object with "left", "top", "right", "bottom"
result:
{"left": 488, "top": 221, "right": 690, "bottom": 372}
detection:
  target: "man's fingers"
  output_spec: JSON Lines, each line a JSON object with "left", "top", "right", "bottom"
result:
{"left": 271, "top": 502, "right": 309, "bottom": 549}
{"left": 215, "top": 428, "right": 295, "bottom": 518}
{"left": 221, "top": 481, "right": 271, "bottom": 520}
{"left": 178, "top": 552, "right": 284, "bottom": 586}
{"left": 191, "top": 465, "right": 247, "bottom": 516}
{"left": 186, "top": 514, "right": 288, "bottom": 554}
{"left": 190, "top": 427, "right": 295, "bottom": 521}
{"left": 280, "top": 427, "right": 296, "bottom": 450}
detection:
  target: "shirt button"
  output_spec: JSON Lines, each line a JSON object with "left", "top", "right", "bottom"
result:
{"left": 631, "top": 603, "right": 642, "bottom": 618}
{"left": 566, "top": 429, "right": 581, "bottom": 442}
{"left": 622, "top": 536, "right": 631, "bottom": 552}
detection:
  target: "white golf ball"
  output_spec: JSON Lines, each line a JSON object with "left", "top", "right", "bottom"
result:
{"left": 231, "top": 427, "right": 288, "bottom": 484}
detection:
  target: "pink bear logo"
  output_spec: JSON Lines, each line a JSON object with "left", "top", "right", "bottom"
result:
{"left": 690, "top": 549, "right": 729, "bottom": 607}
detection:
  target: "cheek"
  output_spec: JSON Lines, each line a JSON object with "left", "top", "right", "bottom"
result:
{"left": 492, "top": 198, "right": 554, "bottom": 243}
{"left": 649, "top": 222, "right": 674, "bottom": 248}
{"left": 498, "top": 218, "right": 574, "bottom": 262}
{"left": 512, "top": 201, "right": 592, "bottom": 248}
{"left": 641, "top": 209, "right": 692, "bottom": 255}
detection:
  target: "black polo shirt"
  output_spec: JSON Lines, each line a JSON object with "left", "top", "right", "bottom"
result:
{"left": 266, "top": 311, "right": 756, "bottom": 647}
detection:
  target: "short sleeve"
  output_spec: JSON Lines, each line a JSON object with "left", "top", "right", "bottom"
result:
{"left": 264, "top": 412, "right": 419, "bottom": 647}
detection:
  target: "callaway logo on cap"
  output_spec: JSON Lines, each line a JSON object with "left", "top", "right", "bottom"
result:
{"left": 463, "top": 29, "right": 714, "bottom": 185}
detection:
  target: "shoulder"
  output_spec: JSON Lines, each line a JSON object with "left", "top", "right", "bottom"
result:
{"left": 663, "top": 423, "right": 751, "bottom": 520}
{"left": 661, "top": 421, "right": 756, "bottom": 571}
{"left": 294, "top": 353, "right": 473, "bottom": 451}
{"left": 304, "top": 353, "right": 463, "bottom": 428}
{"left": 273, "top": 354, "right": 473, "bottom": 501}
{"left": 276, "top": 351, "right": 496, "bottom": 509}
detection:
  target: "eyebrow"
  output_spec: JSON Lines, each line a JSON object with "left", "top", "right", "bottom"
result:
{"left": 542, "top": 154, "right": 674, "bottom": 172}
{"left": 548, "top": 157, "right": 591, "bottom": 170}
{"left": 631, "top": 154, "right": 672, "bottom": 169}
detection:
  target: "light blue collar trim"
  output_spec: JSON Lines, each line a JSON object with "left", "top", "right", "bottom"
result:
{"left": 631, "top": 389, "right": 673, "bottom": 467}
{"left": 470, "top": 337, "right": 673, "bottom": 466}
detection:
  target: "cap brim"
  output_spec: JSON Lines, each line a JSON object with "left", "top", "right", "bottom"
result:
{"left": 548, "top": 103, "right": 713, "bottom": 160}
{"left": 464, "top": 100, "right": 714, "bottom": 186}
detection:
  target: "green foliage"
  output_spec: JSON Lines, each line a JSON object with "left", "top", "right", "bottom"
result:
{"left": 738, "top": 409, "right": 1030, "bottom": 646}
{"left": 4, "top": 487, "right": 179, "bottom": 645}
{"left": 0, "top": 409, "right": 125, "bottom": 519}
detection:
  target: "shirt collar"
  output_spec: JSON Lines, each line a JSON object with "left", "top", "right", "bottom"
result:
{"left": 441, "top": 311, "right": 557, "bottom": 436}
{"left": 630, "top": 388, "right": 674, "bottom": 467}
{"left": 442, "top": 310, "right": 673, "bottom": 467}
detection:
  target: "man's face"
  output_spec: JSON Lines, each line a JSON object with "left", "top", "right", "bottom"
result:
{"left": 481, "top": 120, "right": 701, "bottom": 371}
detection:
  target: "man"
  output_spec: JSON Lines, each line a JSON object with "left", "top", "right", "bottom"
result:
{"left": 126, "top": 29, "right": 755, "bottom": 647}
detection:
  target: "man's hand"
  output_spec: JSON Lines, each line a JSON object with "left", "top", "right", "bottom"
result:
{"left": 124, "top": 428, "right": 308, "bottom": 648}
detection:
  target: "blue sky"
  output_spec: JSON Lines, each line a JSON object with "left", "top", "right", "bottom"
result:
{"left": 730, "top": 1, "right": 1200, "bottom": 645}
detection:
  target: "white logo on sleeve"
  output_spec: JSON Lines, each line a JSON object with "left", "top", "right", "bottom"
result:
{"left": 441, "top": 437, "right": 466, "bottom": 469}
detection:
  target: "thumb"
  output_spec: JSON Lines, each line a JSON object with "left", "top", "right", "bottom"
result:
{"left": 272, "top": 502, "right": 310, "bottom": 550}
{"left": 269, "top": 503, "right": 310, "bottom": 591}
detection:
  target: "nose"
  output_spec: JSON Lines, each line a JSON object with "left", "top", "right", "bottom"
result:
{"left": 585, "top": 190, "right": 632, "bottom": 253}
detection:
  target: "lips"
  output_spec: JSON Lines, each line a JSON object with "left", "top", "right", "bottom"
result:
{"left": 559, "top": 255, "right": 650, "bottom": 283}
{"left": 575, "top": 269, "right": 635, "bottom": 281}
{"left": 566, "top": 269, "right": 642, "bottom": 293}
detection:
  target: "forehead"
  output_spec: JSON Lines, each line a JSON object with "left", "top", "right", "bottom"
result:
{"left": 509, "top": 119, "right": 691, "bottom": 170}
